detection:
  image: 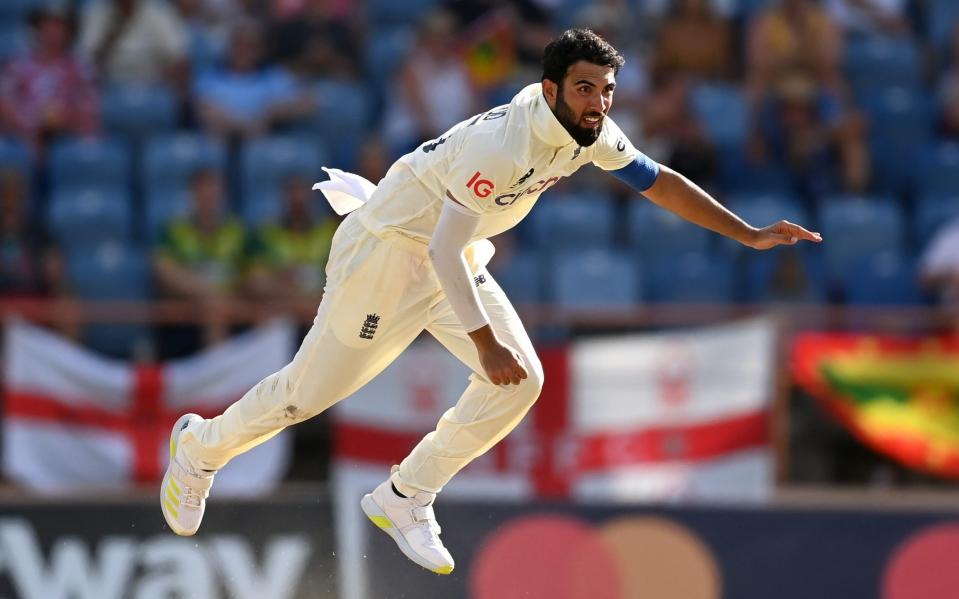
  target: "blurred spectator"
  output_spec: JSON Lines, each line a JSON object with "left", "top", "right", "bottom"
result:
{"left": 383, "top": 10, "right": 477, "bottom": 153}
{"left": 752, "top": 71, "right": 869, "bottom": 195}
{"left": 194, "top": 18, "right": 314, "bottom": 141}
{"left": 0, "top": 169, "right": 59, "bottom": 298}
{"left": 153, "top": 168, "right": 246, "bottom": 349}
{"left": 651, "top": 0, "right": 733, "bottom": 82}
{"left": 244, "top": 175, "right": 338, "bottom": 305}
{"left": 824, "top": 0, "right": 909, "bottom": 38}
{"left": 919, "top": 215, "right": 959, "bottom": 307}
{"left": 642, "top": 74, "right": 718, "bottom": 190}
{"left": 747, "top": 0, "right": 845, "bottom": 98}
{"left": 355, "top": 137, "right": 392, "bottom": 183}
{"left": 78, "top": 0, "right": 188, "bottom": 89}
{"left": 171, "top": 0, "right": 229, "bottom": 77}
{"left": 270, "top": 0, "right": 361, "bottom": 79}
{"left": 0, "top": 4, "right": 98, "bottom": 157}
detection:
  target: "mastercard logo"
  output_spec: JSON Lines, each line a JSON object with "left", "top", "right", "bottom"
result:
{"left": 470, "top": 514, "right": 722, "bottom": 599}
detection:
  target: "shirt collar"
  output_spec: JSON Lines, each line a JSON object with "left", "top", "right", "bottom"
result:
{"left": 528, "top": 84, "right": 576, "bottom": 148}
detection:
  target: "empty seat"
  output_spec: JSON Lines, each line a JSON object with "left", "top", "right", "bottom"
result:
{"left": 741, "top": 246, "right": 828, "bottom": 304}
{"left": 528, "top": 194, "right": 616, "bottom": 254}
{"left": 916, "top": 142, "right": 959, "bottom": 196}
{"left": 48, "top": 186, "right": 132, "bottom": 248}
{"left": 144, "top": 187, "right": 191, "bottom": 242}
{"left": 646, "top": 251, "right": 735, "bottom": 303}
{"left": 818, "top": 197, "right": 905, "bottom": 285}
{"left": 240, "top": 136, "right": 324, "bottom": 207}
{"left": 489, "top": 252, "right": 542, "bottom": 306}
{"left": 0, "top": 137, "right": 30, "bottom": 173}
{"left": 845, "top": 37, "right": 922, "bottom": 95}
{"left": 101, "top": 84, "right": 177, "bottom": 139}
{"left": 627, "top": 201, "right": 711, "bottom": 261}
{"left": 863, "top": 86, "right": 932, "bottom": 194}
{"left": 311, "top": 80, "right": 370, "bottom": 169}
{"left": 914, "top": 194, "right": 959, "bottom": 243}
{"left": 49, "top": 137, "right": 130, "bottom": 190}
{"left": 143, "top": 133, "right": 225, "bottom": 192}
{"left": 691, "top": 84, "right": 749, "bottom": 148}
{"left": 553, "top": 250, "right": 639, "bottom": 308}
{"left": 844, "top": 250, "right": 924, "bottom": 306}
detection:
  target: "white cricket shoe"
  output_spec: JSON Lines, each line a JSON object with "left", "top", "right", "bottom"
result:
{"left": 360, "top": 466, "right": 455, "bottom": 575}
{"left": 160, "top": 413, "right": 216, "bottom": 536}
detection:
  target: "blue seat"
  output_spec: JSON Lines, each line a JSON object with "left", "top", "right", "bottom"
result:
{"left": 528, "top": 194, "right": 616, "bottom": 254}
{"left": 143, "top": 134, "right": 225, "bottom": 192}
{"left": 48, "top": 186, "right": 132, "bottom": 248}
{"left": 914, "top": 194, "right": 959, "bottom": 243}
{"left": 240, "top": 136, "right": 324, "bottom": 208}
{"left": 646, "top": 251, "right": 735, "bottom": 303}
{"left": 719, "top": 150, "right": 794, "bottom": 193}
{"left": 367, "top": 0, "right": 439, "bottom": 27}
{"left": 845, "top": 37, "right": 922, "bottom": 96}
{"left": 627, "top": 201, "right": 711, "bottom": 262}
{"left": 0, "top": 23, "right": 26, "bottom": 61}
{"left": 144, "top": 187, "right": 191, "bottom": 243}
{"left": 365, "top": 27, "right": 413, "bottom": 100}
{"left": 927, "top": 0, "right": 959, "bottom": 50}
{"left": 863, "top": 86, "right": 932, "bottom": 193}
{"left": 49, "top": 138, "right": 130, "bottom": 190}
{"left": 917, "top": 142, "right": 959, "bottom": 196}
{"left": 489, "top": 252, "right": 542, "bottom": 306}
{"left": 101, "top": 84, "right": 177, "bottom": 139}
{"left": 0, "top": 0, "right": 44, "bottom": 26}
{"left": 0, "top": 137, "right": 30, "bottom": 173}
{"left": 818, "top": 197, "right": 905, "bottom": 285}
{"left": 65, "top": 241, "right": 153, "bottom": 357}
{"left": 691, "top": 84, "right": 748, "bottom": 148}
{"left": 553, "top": 250, "right": 639, "bottom": 308}
{"left": 844, "top": 250, "right": 924, "bottom": 306}
{"left": 311, "top": 80, "right": 369, "bottom": 169}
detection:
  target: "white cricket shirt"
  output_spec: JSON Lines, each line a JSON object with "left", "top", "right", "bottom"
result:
{"left": 356, "top": 83, "right": 640, "bottom": 244}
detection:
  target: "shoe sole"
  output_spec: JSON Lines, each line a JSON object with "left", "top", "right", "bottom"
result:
{"left": 360, "top": 494, "right": 454, "bottom": 575}
{"left": 160, "top": 413, "right": 201, "bottom": 537}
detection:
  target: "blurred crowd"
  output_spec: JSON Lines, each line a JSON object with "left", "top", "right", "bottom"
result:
{"left": 1, "top": 0, "right": 959, "bottom": 358}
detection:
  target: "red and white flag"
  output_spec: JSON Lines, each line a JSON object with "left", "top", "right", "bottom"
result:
{"left": 2, "top": 318, "right": 295, "bottom": 496}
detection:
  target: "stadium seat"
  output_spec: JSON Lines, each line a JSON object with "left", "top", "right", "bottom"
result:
{"left": 691, "top": 84, "right": 749, "bottom": 148}
{"left": 553, "top": 250, "right": 639, "bottom": 308}
{"left": 862, "top": 86, "right": 933, "bottom": 194}
{"left": 916, "top": 142, "right": 959, "bottom": 196}
{"left": 844, "top": 250, "right": 924, "bottom": 306}
{"left": 845, "top": 37, "right": 922, "bottom": 96}
{"left": 646, "top": 251, "right": 735, "bottom": 303}
{"left": 49, "top": 138, "right": 130, "bottom": 190}
{"left": 240, "top": 136, "right": 325, "bottom": 211}
{"left": 719, "top": 151, "right": 794, "bottom": 193}
{"left": 0, "top": 23, "right": 26, "bottom": 61}
{"left": 528, "top": 194, "right": 616, "bottom": 254}
{"left": 0, "top": 0, "right": 44, "bottom": 26}
{"left": 143, "top": 133, "right": 225, "bottom": 193}
{"left": 48, "top": 186, "right": 132, "bottom": 248}
{"left": 366, "top": 0, "right": 439, "bottom": 27}
{"left": 65, "top": 241, "right": 153, "bottom": 358}
{"left": 627, "top": 201, "right": 711, "bottom": 262}
{"left": 310, "top": 80, "right": 369, "bottom": 169}
{"left": 0, "top": 137, "right": 30, "bottom": 173}
{"left": 101, "top": 84, "right": 177, "bottom": 140}
{"left": 365, "top": 27, "right": 414, "bottom": 101}
{"left": 926, "top": 0, "right": 959, "bottom": 50}
{"left": 914, "top": 193, "right": 959, "bottom": 243}
{"left": 489, "top": 252, "right": 543, "bottom": 306}
{"left": 818, "top": 196, "right": 905, "bottom": 286}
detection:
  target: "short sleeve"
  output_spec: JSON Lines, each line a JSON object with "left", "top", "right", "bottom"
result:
{"left": 591, "top": 116, "right": 640, "bottom": 171}
{"left": 442, "top": 151, "right": 517, "bottom": 215}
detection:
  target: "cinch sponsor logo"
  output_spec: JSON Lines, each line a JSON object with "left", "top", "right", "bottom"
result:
{"left": 494, "top": 176, "right": 561, "bottom": 206}
{"left": 466, "top": 171, "right": 494, "bottom": 198}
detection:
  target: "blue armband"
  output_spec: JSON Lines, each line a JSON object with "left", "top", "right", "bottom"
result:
{"left": 609, "top": 154, "right": 660, "bottom": 192}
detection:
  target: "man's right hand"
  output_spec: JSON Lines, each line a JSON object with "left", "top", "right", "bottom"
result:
{"left": 468, "top": 325, "right": 528, "bottom": 386}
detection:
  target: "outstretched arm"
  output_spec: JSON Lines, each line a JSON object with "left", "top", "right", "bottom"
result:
{"left": 613, "top": 162, "right": 822, "bottom": 250}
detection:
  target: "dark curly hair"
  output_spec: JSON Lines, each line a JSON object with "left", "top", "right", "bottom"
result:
{"left": 541, "top": 29, "right": 625, "bottom": 86}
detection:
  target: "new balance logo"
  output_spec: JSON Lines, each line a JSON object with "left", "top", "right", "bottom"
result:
{"left": 359, "top": 314, "right": 380, "bottom": 340}
{"left": 474, "top": 274, "right": 486, "bottom": 287}
{"left": 572, "top": 146, "right": 583, "bottom": 160}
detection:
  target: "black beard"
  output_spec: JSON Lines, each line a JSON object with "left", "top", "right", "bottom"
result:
{"left": 553, "top": 86, "right": 603, "bottom": 147}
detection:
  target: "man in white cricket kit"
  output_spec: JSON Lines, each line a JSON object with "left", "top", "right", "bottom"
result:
{"left": 161, "top": 30, "right": 822, "bottom": 574}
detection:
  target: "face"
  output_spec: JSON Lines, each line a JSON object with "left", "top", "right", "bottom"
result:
{"left": 36, "top": 16, "right": 71, "bottom": 54}
{"left": 544, "top": 60, "right": 616, "bottom": 147}
{"left": 191, "top": 172, "right": 222, "bottom": 222}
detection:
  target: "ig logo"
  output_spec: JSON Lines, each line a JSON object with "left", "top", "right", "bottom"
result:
{"left": 466, "top": 171, "right": 494, "bottom": 198}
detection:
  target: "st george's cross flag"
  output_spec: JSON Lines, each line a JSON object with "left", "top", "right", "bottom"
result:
{"left": 2, "top": 318, "right": 295, "bottom": 496}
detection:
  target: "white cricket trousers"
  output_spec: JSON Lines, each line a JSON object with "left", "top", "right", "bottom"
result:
{"left": 178, "top": 211, "right": 544, "bottom": 495}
